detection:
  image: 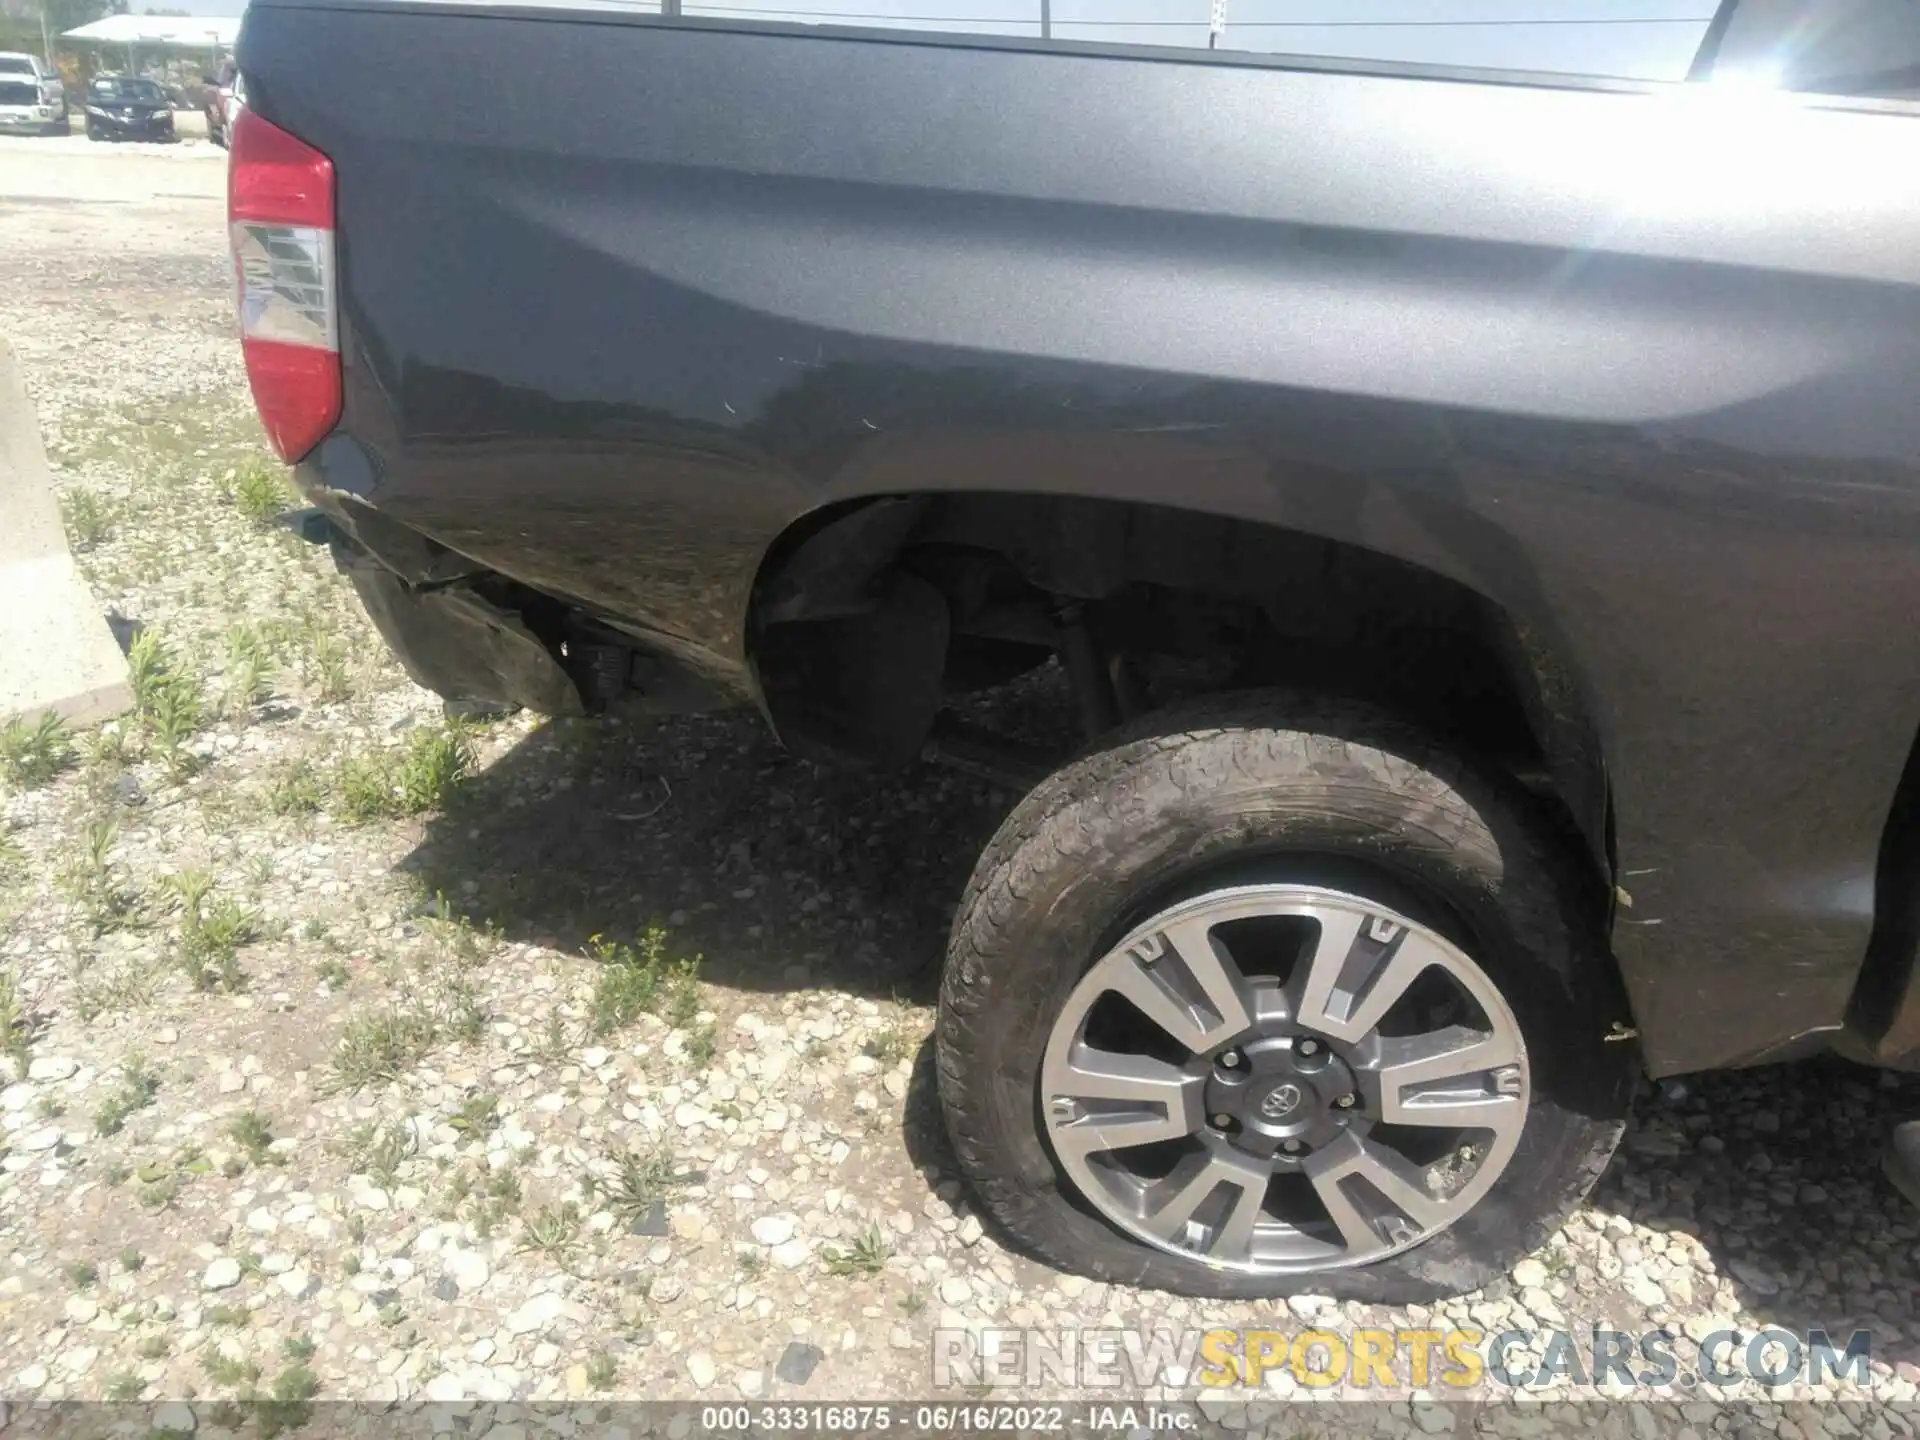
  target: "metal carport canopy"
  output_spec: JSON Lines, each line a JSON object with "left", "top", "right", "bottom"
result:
{"left": 60, "top": 15, "right": 241, "bottom": 48}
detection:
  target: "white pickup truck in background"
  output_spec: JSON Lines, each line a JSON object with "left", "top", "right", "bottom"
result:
{"left": 0, "top": 52, "right": 67, "bottom": 135}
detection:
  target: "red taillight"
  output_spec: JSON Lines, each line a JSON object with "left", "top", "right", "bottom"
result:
{"left": 229, "top": 106, "right": 339, "bottom": 463}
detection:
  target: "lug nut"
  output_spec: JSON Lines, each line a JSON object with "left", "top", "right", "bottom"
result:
{"left": 1211, "top": 1113, "right": 1234, "bottom": 1128}
{"left": 1218, "top": 1050, "right": 1242, "bottom": 1069}
{"left": 1296, "top": 1038, "right": 1321, "bottom": 1058}
{"left": 1334, "top": 1093, "right": 1357, "bottom": 1110}
{"left": 1280, "top": 1139, "right": 1306, "bottom": 1155}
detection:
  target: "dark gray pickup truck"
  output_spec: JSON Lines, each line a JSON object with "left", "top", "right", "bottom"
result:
{"left": 232, "top": 0, "right": 1920, "bottom": 1299}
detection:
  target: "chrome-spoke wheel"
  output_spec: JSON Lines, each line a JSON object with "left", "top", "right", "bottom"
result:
{"left": 1039, "top": 884, "right": 1529, "bottom": 1275}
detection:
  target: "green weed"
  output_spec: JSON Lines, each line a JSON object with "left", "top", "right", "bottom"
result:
{"left": 425, "top": 901, "right": 501, "bottom": 965}
{"left": 134, "top": 1170, "right": 183, "bottom": 1210}
{"left": 103, "top": 1370, "right": 144, "bottom": 1403}
{"left": 228, "top": 1108, "right": 276, "bottom": 1167}
{"left": 330, "top": 1006, "right": 437, "bottom": 1090}
{"left": 863, "top": 1023, "right": 915, "bottom": 1067}
{"left": 442, "top": 1163, "right": 521, "bottom": 1238}
{"left": 333, "top": 726, "right": 473, "bottom": 824}
{"left": 60, "top": 488, "right": 116, "bottom": 551}
{"left": 257, "top": 1364, "right": 320, "bottom": 1438}
{"left": 439, "top": 973, "right": 487, "bottom": 1044}
{"left": 0, "top": 712, "right": 73, "bottom": 790}
{"left": 264, "top": 756, "right": 324, "bottom": 816}
{"left": 61, "top": 818, "right": 138, "bottom": 934}
{"left": 0, "top": 966, "right": 30, "bottom": 1076}
{"left": 201, "top": 1347, "right": 261, "bottom": 1389}
{"left": 303, "top": 628, "right": 354, "bottom": 704}
{"left": 685, "top": 1022, "right": 718, "bottom": 1069}
{"left": 127, "top": 632, "right": 205, "bottom": 777}
{"left": 341, "top": 1120, "right": 415, "bottom": 1190}
{"left": 665, "top": 964, "right": 702, "bottom": 1028}
{"left": 591, "top": 1141, "right": 688, "bottom": 1224}
{"left": 518, "top": 1202, "right": 582, "bottom": 1266}
{"left": 71, "top": 954, "right": 158, "bottom": 1020}
{"left": 229, "top": 460, "right": 289, "bottom": 527}
{"left": 223, "top": 625, "right": 277, "bottom": 716}
{"left": 585, "top": 1350, "right": 618, "bottom": 1391}
{"left": 587, "top": 928, "right": 703, "bottom": 1037}
{"left": 448, "top": 1092, "right": 499, "bottom": 1136}
{"left": 81, "top": 724, "right": 135, "bottom": 780}
{"left": 93, "top": 1052, "right": 159, "bottom": 1135}
{"left": 165, "top": 870, "right": 260, "bottom": 992}
{"left": 822, "top": 1225, "right": 892, "bottom": 1278}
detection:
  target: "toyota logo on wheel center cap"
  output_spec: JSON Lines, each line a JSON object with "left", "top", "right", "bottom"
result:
{"left": 1259, "top": 1082, "right": 1304, "bottom": 1120}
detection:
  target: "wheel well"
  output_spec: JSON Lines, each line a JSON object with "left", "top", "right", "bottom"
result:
{"left": 749, "top": 492, "right": 1610, "bottom": 882}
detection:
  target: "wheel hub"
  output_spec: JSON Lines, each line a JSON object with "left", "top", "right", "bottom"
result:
{"left": 1038, "top": 884, "right": 1530, "bottom": 1275}
{"left": 1206, "top": 1021, "right": 1364, "bottom": 1161}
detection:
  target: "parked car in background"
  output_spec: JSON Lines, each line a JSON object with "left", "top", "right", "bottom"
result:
{"left": 0, "top": 52, "right": 67, "bottom": 133}
{"left": 84, "top": 74, "right": 175, "bottom": 142}
{"left": 203, "top": 57, "right": 237, "bottom": 146}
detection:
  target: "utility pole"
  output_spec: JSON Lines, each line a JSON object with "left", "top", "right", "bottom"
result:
{"left": 39, "top": 0, "right": 55, "bottom": 66}
{"left": 1039, "top": 0, "right": 1049, "bottom": 40}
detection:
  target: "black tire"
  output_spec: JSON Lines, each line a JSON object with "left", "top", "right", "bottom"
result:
{"left": 936, "top": 692, "right": 1635, "bottom": 1301}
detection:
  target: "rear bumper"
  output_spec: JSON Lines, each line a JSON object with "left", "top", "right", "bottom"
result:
{"left": 283, "top": 499, "right": 586, "bottom": 717}
{"left": 332, "top": 538, "right": 587, "bottom": 716}
{"left": 285, "top": 436, "right": 731, "bottom": 719}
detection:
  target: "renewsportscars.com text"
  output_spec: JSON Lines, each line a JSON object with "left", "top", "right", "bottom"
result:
{"left": 933, "top": 1325, "right": 1874, "bottom": 1393}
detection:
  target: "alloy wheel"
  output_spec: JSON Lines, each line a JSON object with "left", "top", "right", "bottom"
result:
{"left": 1038, "top": 884, "right": 1528, "bottom": 1274}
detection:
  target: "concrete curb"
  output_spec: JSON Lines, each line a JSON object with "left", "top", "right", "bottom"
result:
{"left": 0, "top": 337, "right": 132, "bottom": 728}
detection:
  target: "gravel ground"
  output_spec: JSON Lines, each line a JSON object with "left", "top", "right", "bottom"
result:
{"left": 5, "top": 136, "right": 1920, "bottom": 1434}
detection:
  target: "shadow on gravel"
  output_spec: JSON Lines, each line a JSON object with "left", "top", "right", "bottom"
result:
{"left": 405, "top": 708, "right": 1920, "bottom": 1334}
{"left": 901, "top": 1035, "right": 959, "bottom": 1174}
{"left": 1585, "top": 1058, "right": 1920, "bottom": 1364}
{"left": 401, "top": 708, "right": 1019, "bottom": 1004}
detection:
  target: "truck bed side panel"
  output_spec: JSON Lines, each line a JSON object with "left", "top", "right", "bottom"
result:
{"left": 243, "top": 2, "right": 1920, "bottom": 1074}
